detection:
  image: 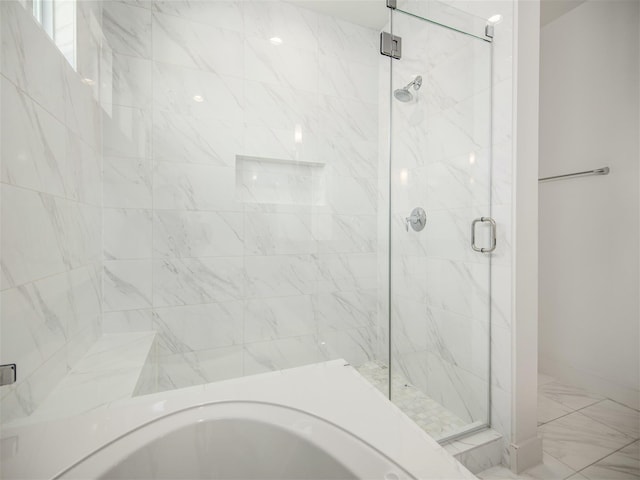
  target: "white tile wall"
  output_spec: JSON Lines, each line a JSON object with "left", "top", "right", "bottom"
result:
{"left": 0, "top": 1, "right": 103, "bottom": 423}
{"left": 100, "top": 0, "right": 382, "bottom": 390}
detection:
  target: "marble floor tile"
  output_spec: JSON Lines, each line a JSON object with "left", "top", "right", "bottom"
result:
{"left": 477, "top": 454, "right": 575, "bottom": 480}
{"left": 567, "top": 474, "right": 589, "bottom": 480}
{"left": 580, "top": 441, "right": 639, "bottom": 480}
{"left": 539, "top": 393, "right": 575, "bottom": 425}
{"left": 539, "top": 381, "right": 605, "bottom": 411}
{"left": 580, "top": 400, "right": 640, "bottom": 439}
{"left": 521, "top": 453, "right": 578, "bottom": 480}
{"left": 477, "top": 465, "right": 521, "bottom": 479}
{"left": 539, "top": 411, "right": 634, "bottom": 471}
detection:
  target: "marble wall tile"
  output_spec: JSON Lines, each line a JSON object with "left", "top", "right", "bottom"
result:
{"left": 153, "top": 111, "right": 240, "bottom": 166}
{"left": 65, "top": 132, "right": 102, "bottom": 207}
{"left": 153, "top": 61, "right": 243, "bottom": 123}
{"left": 0, "top": 346, "right": 68, "bottom": 423}
{"left": 103, "top": 309, "right": 154, "bottom": 334}
{"left": 153, "top": 302, "right": 243, "bottom": 353}
{"left": 1, "top": 279, "right": 69, "bottom": 381}
{"left": 423, "top": 258, "right": 490, "bottom": 319}
{"left": 110, "top": 53, "right": 153, "bottom": 109}
{"left": 96, "top": 0, "right": 384, "bottom": 392}
{"left": 63, "top": 65, "right": 101, "bottom": 147}
{"left": 423, "top": 353, "right": 488, "bottom": 424}
{"left": 244, "top": 1, "right": 317, "bottom": 52}
{"left": 241, "top": 125, "right": 322, "bottom": 165}
{"left": 103, "top": 260, "right": 152, "bottom": 312}
{"left": 102, "top": 1, "right": 152, "bottom": 59}
{"left": 0, "top": 1, "right": 66, "bottom": 120}
{"left": 321, "top": 138, "right": 378, "bottom": 179}
{"left": 152, "top": 1, "right": 243, "bottom": 33}
{"left": 1, "top": 186, "right": 67, "bottom": 289}
{"left": 244, "top": 254, "right": 318, "bottom": 298}
{"left": 104, "top": 208, "right": 152, "bottom": 260}
{"left": 392, "top": 350, "right": 431, "bottom": 394}
{"left": 153, "top": 257, "right": 244, "bottom": 307}
{"left": 316, "top": 253, "right": 377, "bottom": 293}
{"left": 315, "top": 290, "right": 377, "bottom": 332}
{"left": 152, "top": 12, "right": 243, "bottom": 76}
{"left": 1, "top": 0, "right": 104, "bottom": 423}
{"left": 424, "top": 306, "right": 489, "bottom": 381}
{"left": 320, "top": 95, "right": 378, "bottom": 142}
{"left": 103, "top": 156, "right": 152, "bottom": 209}
{"left": 103, "top": 105, "right": 152, "bottom": 159}
{"left": 243, "top": 212, "right": 315, "bottom": 256}
{"left": 244, "top": 295, "right": 315, "bottom": 343}
{"left": 244, "top": 81, "right": 319, "bottom": 133}
{"left": 153, "top": 210, "right": 243, "bottom": 258}
{"left": 64, "top": 322, "right": 101, "bottom": 370}
{"left": 1, "top": 78, "right": 67, "bottom": 197}
{"left": 157, "top": 346, "right": 243, "bottom": 391}
{"left": 243, "top": 335, "right": 326, "bottom": 376}
{"left": 245, "top": 37, "right": 318, "bottom": 93}
{"left": 317, "top": 13, "right": 379, "bottom": 67}
{"left": 390, "top": 298, "right": 428, "bottom": 355}
{"left": 328, "top": 175, "right": 378, "bottom": 215}
{"left": 319, "top": 55, "right": 378, "bottom": 104}
{"left": 66, "top": 263, "right": 102, "bottom": 338}
{"left": 153, "top": 162, "right": 240, "bottom": 212}
{"left": 319, "top": 327, "right": 378, "bottom": 367}
{"left": 315, "top": 214, "right": 377, "bottom": 254}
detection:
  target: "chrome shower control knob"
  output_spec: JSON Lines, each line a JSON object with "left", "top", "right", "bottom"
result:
{"left": 405, "top": 207, "right": 426, "bottom": 232}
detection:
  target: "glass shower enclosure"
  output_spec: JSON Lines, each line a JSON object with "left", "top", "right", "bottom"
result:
{"left": 0, "top": 0, "right": 494, "bottom": 446}
{"left": 384, "top": 4, "right": 494, "bottom": 441}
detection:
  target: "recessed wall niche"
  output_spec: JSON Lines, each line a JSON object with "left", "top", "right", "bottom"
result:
{"left": 235, "top": 155, "right": 326, "bottom": 206}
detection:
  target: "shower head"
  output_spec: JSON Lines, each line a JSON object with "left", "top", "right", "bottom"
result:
{"left": 394, "top": 75, "right": 422, "bottom": 102}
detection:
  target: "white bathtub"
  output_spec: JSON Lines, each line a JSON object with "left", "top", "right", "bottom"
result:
{"left": 58, "top": 401, "right": 413, "bottom": 480}
{"left": 1, "top": 360, "right": 477, "bottom": 480}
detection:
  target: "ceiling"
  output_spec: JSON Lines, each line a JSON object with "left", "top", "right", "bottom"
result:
{"left": 289, "top": 0, "right": 589, "bottom": 33}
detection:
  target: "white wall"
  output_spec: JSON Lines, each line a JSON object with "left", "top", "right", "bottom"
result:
{"left": 539, "top": 0, "right": 640, "bottom": 409}
{"left": 0, "top": 1, "right": 103, "bottom": 423}
{"left": 100, "top": 0, "right": 383, "bottom": 389}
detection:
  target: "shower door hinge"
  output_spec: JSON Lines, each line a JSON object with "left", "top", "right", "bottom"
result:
{"left": 386, "top": 0, "right": 397, "bottom": 8}
{"left": 485, "top": 23, "right": 495, "bottom": 38}
{"left": 380, "top": 32, "right": 402, "bottom": 59}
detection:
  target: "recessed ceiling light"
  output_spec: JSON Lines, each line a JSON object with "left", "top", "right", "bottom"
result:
{"left": 488, "top": 14, "right": 503, "bottom": 24}
{"left": 81, "top": 78, "right": 95, "bottom": 85}
{"left": 193, "top": 95, "right": 204, "bottom": 103}
{"left": 269, "top": 36, "right": 283, "bottom": 46}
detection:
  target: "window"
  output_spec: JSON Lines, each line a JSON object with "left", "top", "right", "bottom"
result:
{"left": 31, "top": 0, "right": 76, "bottom": 68}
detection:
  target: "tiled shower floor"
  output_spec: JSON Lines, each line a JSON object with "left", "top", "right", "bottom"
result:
{"left": 356, "top": 361, "right": 466, "bottom": 440}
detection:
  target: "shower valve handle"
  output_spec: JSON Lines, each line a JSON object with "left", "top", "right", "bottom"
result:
{"left": 405, "top": 207, "right": 426, "bottom": 232}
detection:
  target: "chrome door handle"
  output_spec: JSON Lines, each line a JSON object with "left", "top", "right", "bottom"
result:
{"left": 471, "top": 217, "right": 497, "bottom": 253}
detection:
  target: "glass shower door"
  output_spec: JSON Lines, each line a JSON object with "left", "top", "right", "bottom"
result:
{"left": 388, "top": 7, "right": 493, "bottom": 441}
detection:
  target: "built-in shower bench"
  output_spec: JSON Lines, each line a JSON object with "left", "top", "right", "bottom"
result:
{"left": 25, "top": 332, "right": 156, "bottom": 423}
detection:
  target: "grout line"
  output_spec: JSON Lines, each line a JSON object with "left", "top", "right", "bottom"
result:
{"left": 574, "top": 437, "right": 639, "bottom": 475}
